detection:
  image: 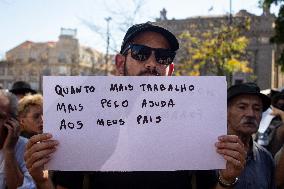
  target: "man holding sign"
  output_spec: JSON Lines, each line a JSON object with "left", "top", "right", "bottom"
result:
{"left": 24, "top": 22, "right": 246, "bottom": 189}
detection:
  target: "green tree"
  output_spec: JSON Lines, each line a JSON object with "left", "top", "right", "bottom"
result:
{"left": 262, "top": 0, "right": 284, "bottom": 70}
{"left": 175, "top": 19, "right": 252, "bottom": 85}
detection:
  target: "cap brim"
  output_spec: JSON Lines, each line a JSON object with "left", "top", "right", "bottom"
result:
{"left": 10, "top": 88, "right": 36, "bottom": 95}
{"left": 228, "top": 92, "right": 271, "bottom": 111}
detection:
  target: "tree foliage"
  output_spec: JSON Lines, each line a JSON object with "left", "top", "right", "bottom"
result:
{"left": 262, "top": 0, "right": 284, "bottom": 70}
{"left": 175, "top": 19, "right": 252, "bottom": 84}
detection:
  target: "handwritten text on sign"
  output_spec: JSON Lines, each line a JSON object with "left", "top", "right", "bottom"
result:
{"left": 43, "top": 76, "right": 227, "bottom": 171}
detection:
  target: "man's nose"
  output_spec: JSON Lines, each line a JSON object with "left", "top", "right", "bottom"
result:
{"left": 245, "top": 107, "right": 255, "bottom": 117}
{"left": 144, "top": 51, "right": 157, "bottom": 69}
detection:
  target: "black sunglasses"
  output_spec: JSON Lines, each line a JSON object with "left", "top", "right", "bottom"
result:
{"left": 122, "top": 44, "right": 176, "bottom": 66}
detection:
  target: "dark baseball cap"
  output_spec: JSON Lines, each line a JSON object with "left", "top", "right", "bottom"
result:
{"left": 120, "top": 22, "right": 179, "bottom": 54}
{"left": 227, "top": 82, "right": 271, "bottom": 111}
{"left": 10, "top": 81, "right": 36, "bottom": 95}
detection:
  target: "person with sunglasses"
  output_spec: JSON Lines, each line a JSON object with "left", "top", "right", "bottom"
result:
{"left": 24, "top": 22, "right": 246, "bottom": 189}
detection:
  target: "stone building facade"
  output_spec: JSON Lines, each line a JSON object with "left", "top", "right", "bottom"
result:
{"left": 155, "top": 8, "right": 283, "bottom": 89}
{"left": 0, "top": 28, "right": 113, "bottom": 91}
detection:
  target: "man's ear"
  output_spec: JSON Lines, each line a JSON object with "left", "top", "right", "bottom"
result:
{"left": 167, "top": 63, "right": 174, "bottom": 76}
{"left": 115, "top": 54, "right": 125, "bottom": 76}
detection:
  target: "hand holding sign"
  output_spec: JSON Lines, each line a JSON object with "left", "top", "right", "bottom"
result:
{"left": 216, "top": 135, "right": 246, "bottom": 184}
{"left": 24, "top": 133, "right": 58, "bottom": 187}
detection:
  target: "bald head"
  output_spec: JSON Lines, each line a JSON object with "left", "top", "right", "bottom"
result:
{"left": 0, "top": 90, "right": 18, "bottom": 119}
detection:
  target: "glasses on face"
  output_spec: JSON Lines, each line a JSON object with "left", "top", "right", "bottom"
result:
{"left": 122, "top": 44, "right": 176, "bottom": 66}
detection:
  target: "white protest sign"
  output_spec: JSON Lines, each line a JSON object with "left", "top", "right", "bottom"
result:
{"left": 43, "top": 76, "right": 226, "bottom": 171}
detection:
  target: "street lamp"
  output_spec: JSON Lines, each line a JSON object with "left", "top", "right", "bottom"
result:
{"left": 105, "top": 17, "right": 112, "bottom": 75}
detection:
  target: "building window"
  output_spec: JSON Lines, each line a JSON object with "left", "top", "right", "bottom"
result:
{"left": 30, "top": 82, "right": 38, "bottom": 91}
{"left": 259, "top": 37, "right": 269, "bottom": 44}
{"left": 29, "top": 69, "right": 37, "bottom": 76}
{"left": 7, "top": 68, "right": 13, "bottom": 75}
{"left": 58, "top": 53, "right": 66, "bottom": 63}
{"left": 18, "top": 69, "right": 23, "bottom": 75}
{"left": 59, "top": 66, "right": 67, "bottom": 75}
{"left": 42, "top": 68, "right": 51, "bottom": 76}
{"left": 30, "top": 76, "right": 38, "bottom": 82}
{"left": 15, "top": 58, "right": 23, "bottom": 63}
{"left": 29, "top": 58, "right": 36, "bottom": 62}
{"left": 30, "top": 51, "right": 37, "bottom": 60}
{"left": 0, "top": 67, "right": 4, "bottom": 75}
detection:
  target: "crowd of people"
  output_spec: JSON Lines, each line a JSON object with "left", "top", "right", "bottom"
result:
{"left": 0, "top": 22, "right": 283, "bottom": 189}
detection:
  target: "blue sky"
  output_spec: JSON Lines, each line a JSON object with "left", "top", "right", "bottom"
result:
{"left": 0, "top": 0, "right": 280, "bottom": 59}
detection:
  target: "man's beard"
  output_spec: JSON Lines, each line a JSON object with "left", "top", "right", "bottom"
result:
{"left": 137, "top": 69, "right": 160, "bottom": 76}
{"left": 123, "top": 60, "right": 161, "bottom": 76}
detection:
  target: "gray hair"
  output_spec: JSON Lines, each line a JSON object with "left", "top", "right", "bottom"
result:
{"left": 0, "top": 89, "right": 18, "bottom": 118}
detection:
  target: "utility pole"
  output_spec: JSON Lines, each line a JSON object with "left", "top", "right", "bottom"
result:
{"left": 229, "top": 0, "right": 232, "bottom": 24}
{"left": 228, "top": 0, "right": 233, "bottom": 85}
{"left": 105, "top": 17, "right": 112, "bottom": 76}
